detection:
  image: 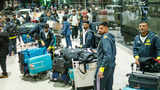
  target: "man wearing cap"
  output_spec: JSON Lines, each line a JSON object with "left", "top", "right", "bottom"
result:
{"left": 95, "top": 22, "right": 116, "bottom": 90}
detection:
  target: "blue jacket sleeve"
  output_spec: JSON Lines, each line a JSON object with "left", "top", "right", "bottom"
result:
{"left": 133, "top": 36, "right": 139, "bottom": 57}
{"left": 61, "top": 23, "right": 67, "bottom": 36}
{"left": 154, "top": 36, "right": 160, "bottom": 57}
{"left": 49, "top": 31, "right": 56, "bottom": 47}
{"left": 100, "top": 38, "right": 113, "bottom": 67}
{"left": 39, "top": 31, "right": 43, "bottom": 41}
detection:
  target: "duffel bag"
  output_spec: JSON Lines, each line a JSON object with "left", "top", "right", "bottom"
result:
{"left": 60, "top": 48, "right": 82, "bottom": 61}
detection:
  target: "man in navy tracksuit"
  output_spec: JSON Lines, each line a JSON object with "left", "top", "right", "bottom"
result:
{"left": 3, "top": 18, "right": 18, "bottom": 56}
{"left": 133, "top": 21, "right": 160, "bottom": 65}
{"left": 39, "top": 24, "right": 56, "bottom": 57}
{"left": 95, "top": 22, "right": 116, "bottom": 90}
{"left": 61, "top": 16, "right": 72, "bottom": 48}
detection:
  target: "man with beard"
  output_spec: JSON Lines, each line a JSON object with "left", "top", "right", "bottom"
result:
{"left": 95, "top": 22, "right": 116, "bottom": 90}
{"left": 133, "top": 21, "right": 160, "bottom": 65}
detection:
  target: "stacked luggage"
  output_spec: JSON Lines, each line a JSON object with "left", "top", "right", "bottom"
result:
{"left": 18, "top": 23, "right": 37, "bottom": 43}
{"left": 69, "top": 59, "right": 97, "bottom": 90}
{"left": 50, "top": 48, "right": 97, "bottom": 89}
{"left": 18, "top": 47, "right": 52, "bottom": 78}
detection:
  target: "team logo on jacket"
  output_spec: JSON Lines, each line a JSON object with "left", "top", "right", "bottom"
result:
{"left": 146, "top": 39, "right": 150, "bottom": 43}
{"left": 103, "top": 35, "right": 107, "bottom": 39}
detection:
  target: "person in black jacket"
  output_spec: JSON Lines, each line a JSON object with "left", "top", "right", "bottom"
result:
{"left": 39, "top": 24, "right": 56, "bottom": 51}
{"left": 81, "top": 21, "right": 95, "bottom": 48}
{"left": 0, "top": 32, "right": 9, "bottom": 78}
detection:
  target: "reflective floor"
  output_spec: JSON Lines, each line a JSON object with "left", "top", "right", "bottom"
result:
{"left": 0, "top": 32, "right": 134, "bottom": 90}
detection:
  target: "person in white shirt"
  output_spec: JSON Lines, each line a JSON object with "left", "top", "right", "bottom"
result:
{"left": 69, "top": 9, "right": 79, "bottom": 40}
{"left": 82, "top": 21, "right": 95, "bottom": 48}
{"left": 87, "top": 9, "right": 93, "bottom": 23}
{"left": 58, "top": 10, "right": 64, "bottom": 24}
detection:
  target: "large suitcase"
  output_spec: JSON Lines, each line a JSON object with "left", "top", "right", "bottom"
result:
{"left": 129, "top": 72, "right": 160, "bottom": 90}
{"left": 28, "top": 54, "right": 52, "bottom": 75}
{"left": 18, "top": 47, "right": 47, "bottom": 74}
{"left": 128, "top": 63, "right": 160, "bottom": 90}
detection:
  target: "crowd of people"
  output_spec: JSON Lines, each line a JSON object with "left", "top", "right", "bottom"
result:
{"left": 0, "top": 5, "right": 160, "bottom": 90}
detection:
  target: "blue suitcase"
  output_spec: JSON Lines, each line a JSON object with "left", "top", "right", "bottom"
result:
{"left": 18, "top": 47, "right": 47, "bottom": 74}
{"left": 20, "top": 47, "right": 47, "bottom": 63}
{"left": 21, "top": 34, "right": 34, "bottom": 43}
{"left": 28, "top": 54, "right": 52, "bottom": 75}
{"left": 25, "top": 47, "right": 47, "bottom": 58}
{"left": 123, "top": 87, "right": 143, "bottom": 90}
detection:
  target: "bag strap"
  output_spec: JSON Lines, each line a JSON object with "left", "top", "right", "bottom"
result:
{"left": 78, "top": 63, "right": 87, "bottom": 74}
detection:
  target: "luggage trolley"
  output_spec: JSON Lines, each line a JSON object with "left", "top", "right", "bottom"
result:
{"left": 18, "top": 43, "right": 53, "bottom": 80}
{"left": 70, "top": 59, "right": 97, "bottom": 90}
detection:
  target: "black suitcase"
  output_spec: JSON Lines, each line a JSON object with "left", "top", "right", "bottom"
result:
{"left": 128, "top": 63, "right": 160, "bottom": 90}
{"left": 53, "top": 57, "right": 66, "bottom": 73}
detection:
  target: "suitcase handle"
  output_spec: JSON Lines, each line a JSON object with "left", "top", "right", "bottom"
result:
{"left": 131, "top": 63, "right": 140, "bottom": 73}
